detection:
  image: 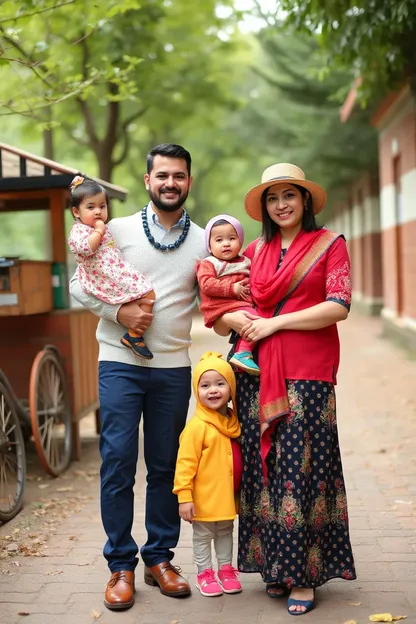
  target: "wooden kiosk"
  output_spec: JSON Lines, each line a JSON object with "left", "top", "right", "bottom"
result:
{"left": 0, "top": 142, "right": 127, "bottom": 469}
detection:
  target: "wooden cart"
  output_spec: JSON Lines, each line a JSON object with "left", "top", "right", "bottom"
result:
{"left": 0, "top": 143, "right": 127, "bottom": 521}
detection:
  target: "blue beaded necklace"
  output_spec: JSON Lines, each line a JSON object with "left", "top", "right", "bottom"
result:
{"left": 141, "top": 206, "right": 191, "bottom": 251}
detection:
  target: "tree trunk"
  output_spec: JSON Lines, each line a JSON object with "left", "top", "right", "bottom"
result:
{"left": 43, "top": 106, "right": 54, "bottom": 160}
{"left": 97, "top": 148, "right": 114, "bottom": 182}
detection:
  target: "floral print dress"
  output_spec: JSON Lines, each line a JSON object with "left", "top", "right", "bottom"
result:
{"left": 234, "top": 249, "right": 356, "bottom": 589}
{"left": 68, "top": 222, "right": 152, "bottom": 305}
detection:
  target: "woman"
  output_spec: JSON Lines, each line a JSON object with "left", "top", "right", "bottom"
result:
{"left": 214, "top": 163, "right": 356, "bottom": 616}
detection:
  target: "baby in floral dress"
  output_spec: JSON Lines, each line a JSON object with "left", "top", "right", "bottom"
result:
{"left": 68, "top": 176, "right": 155, "bottom": 359}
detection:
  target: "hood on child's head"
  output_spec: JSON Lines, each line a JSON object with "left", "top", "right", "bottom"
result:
{"left": 204, "top": 215, "right": 244, "bottom": 254}
{"left": 193, "top": 351, "right": 236, "bottom": 414}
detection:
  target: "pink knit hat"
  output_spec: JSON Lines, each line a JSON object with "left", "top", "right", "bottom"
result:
{"left": 205, "top": 214, "right": 244, "bottom": 253}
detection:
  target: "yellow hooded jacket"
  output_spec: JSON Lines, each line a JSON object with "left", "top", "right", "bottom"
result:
{"left": 173, "top": 352, "right": 241, "bottom": 522}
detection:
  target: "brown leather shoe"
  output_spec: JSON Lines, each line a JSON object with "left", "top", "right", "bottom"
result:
{"left": 144, "top": 561, "right": 191, "bottom": 597}
{"left": 104, "top": 570, "right": 135, "bottom": 610}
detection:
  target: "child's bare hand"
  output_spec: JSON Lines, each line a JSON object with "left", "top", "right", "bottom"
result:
{"left": 233, "top": 278, "right": 250, "bottom": 300}
{"left": 94, "top": 220, "right": 106, "bottom": 235}
{"left": 179, "top": 502, "right": 196, "bottom": 523}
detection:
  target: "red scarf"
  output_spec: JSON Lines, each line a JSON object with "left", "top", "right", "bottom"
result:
{"left": 250, "top": 228, "right": 339, "bottom": 480}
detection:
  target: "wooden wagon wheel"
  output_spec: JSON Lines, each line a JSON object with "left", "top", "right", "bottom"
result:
{"left": 29, "top": 348, "right": 72, "bottom": 477}
{"left": 0, "top": 373, "right": 26, "bottom": 522}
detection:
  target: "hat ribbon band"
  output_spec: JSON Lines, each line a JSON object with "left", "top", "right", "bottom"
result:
{"left": 268, "top": 175, "right": 296, "bottom": 181}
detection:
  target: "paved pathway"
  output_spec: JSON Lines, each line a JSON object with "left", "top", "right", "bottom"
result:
{"left": 1, "top": 313, "right": 416, "bottom": 624}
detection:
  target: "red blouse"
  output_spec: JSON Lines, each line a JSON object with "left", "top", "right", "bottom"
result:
{"left": 244, "top": 235, "right": 352, "bottom": 384}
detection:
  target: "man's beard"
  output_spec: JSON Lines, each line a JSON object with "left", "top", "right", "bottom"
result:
{"left": 148, "top": 188, "right": 189, "bottom": 213}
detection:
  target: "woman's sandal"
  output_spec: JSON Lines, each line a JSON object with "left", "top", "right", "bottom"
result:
{"left": 265, "top": 582, "right": 289, "bottom": 599}
{"left": 287, "top": 590, "right": 315, "bottom": 616}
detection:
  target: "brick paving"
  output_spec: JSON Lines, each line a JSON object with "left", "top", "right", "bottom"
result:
{"left": 1, "top": 312, "right": 416, "bottom": 624}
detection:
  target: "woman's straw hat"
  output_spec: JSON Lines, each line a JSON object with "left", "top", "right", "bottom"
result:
{"left": 244, "top": 163, "right": 327, "bottom": 222}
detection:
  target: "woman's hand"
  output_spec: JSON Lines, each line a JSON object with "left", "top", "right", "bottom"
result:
{"left": 179, "top": 502, "right": 196, "bottom": 523}
{"left": 240, "top": 315, "right": 280, "bottom": 342}
{"left": 225, "top": 310, "right": 260, "bottom": 334}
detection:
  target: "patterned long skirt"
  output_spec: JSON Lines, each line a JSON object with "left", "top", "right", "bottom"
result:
{"left": 237, "top": 374, "right": 356, "bottom": 588}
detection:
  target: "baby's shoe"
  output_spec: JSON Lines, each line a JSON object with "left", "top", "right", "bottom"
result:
{"left": 217, "top": 564, "right": 242, "bottom": 594}
{"left": 229, "top": 352, "right": 260, "bottom": 376}
{"left": 195, "top": 568, "right": 223, "bottom": 597}
{"left": 121, "top": 332, "right": 153, "bottom": 359}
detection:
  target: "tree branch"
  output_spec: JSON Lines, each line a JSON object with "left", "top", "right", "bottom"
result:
{"left": 59, "top": 121, "right": 91, "bottom": 147}
{"left": 121, "top": 106, "right": 149, "bottom": 131}
{"left": 76, "top": 35, "right": 99, "bottom": 148}
{"left": 0, "top": 75, "right": 99, "bottom": 115}
{"left": 76, "top": 97, "right": 100, "bottom": 149}
{"left": 104, "top": 82, "right": 120, "bottom": 150}
{"left": 0, "top": 102, "right": 43, "bottom": 121}
{"left": 72, "top": 26, "right": 97, "bottom": 46}
{"left": 252, "top": 0, "right": 277, "bottom": 27}
{"left": 0, "top": 0, "right": 75, "bottom": 24}
{"left": 112, "top": 129, "right": 131, "bottom": 167}
{"left": 0, "top": 27, "right": 57, "bottom": 92}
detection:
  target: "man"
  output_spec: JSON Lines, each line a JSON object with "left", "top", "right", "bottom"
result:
{"left": 70, "top": 144, "right": 207, "bottom": 611}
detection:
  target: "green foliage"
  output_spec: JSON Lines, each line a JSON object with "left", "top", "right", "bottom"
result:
{"left": 251, "top": 29, "right": 378, "bottom": 190}
{"left": 0, "top": 4, "right": 380, "bottom": 261}
{"left": 280, "top": 0, "right": 416, "bottom": 100}
{"left": 0, "top": 0, "right": 241, "bottom": 180}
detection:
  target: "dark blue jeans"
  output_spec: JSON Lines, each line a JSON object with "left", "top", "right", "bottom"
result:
{"left": 98, "top": 361, "right": 191, "bottom": 572}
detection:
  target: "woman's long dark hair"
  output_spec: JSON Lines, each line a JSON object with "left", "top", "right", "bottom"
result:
{"left": 261, "top": 184, "right": 321, "bottom": 243}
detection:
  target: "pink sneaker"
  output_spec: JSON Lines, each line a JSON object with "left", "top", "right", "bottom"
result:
{"left": 196, "top": 568, "right": 223, "bottom": 597}
{"left": 218, "top": 564, "right": 242, "bottom": 594}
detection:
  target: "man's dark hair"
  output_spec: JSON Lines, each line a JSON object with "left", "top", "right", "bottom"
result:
{"left": 146, "top": 143, "right": 192, "bottom": 176}
{"left": 261, "top": 184, "right": 321, "bottom": 243}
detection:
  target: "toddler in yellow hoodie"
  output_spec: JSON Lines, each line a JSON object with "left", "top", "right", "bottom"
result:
{"left": 173, "top": 351, "right": 242, "bottom": 597}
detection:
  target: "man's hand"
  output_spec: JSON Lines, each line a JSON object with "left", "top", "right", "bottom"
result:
{"left": 179, "top": 502, "right": 196, "bottom": 523}
{"left": 117, "top": 299, "right": 154, "bottom": 334}
{"left": 232, "top": 278, "right": 250, "bottom": 301}
{"left": 94, "top": 219, "right": 106, "bottom": 236}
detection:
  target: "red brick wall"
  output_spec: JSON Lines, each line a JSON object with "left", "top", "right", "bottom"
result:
{"left": 377, "top": 97, "right": 416, "bottom": 322}
{"left": 379, "top": 110, "right": 416, "bottom": 185}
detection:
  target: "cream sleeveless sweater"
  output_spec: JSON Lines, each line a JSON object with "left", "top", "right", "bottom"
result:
{"left": 69, "top": 208, "right": 207, "bottom": 368}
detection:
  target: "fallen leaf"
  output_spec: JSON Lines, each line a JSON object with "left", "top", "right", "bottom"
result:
{"left": 17, "top": 613, "right": 30, "bottom": 617}
{"left": 344, "top": 620, "right": 357, "bottom": 624}
{"left": 170, "top": 621, "right": 180, "bottom": 624}
{"left": 68, "top": 536, "right": 77, "bottom": 541}
{"left": 369, "top": 616, "right": 407, "bottom": 623}
{"left": 56, "top": 486, "right": 74, "bottom": 492}
{"left": 349, "top": 602, "right": 362, "bottom": 607}
{"left": 91, "top": 610, "right": 102, "bottom": 620}
{"left": 38, "top": 484, "right": 50, "bottom": 490}
{"left": 47, "top": 569, "right": 63, "bottom": 576}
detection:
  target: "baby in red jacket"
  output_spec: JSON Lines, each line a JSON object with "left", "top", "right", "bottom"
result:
{"left": 196, "top": 214, "right": 260, "bottom": 375}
